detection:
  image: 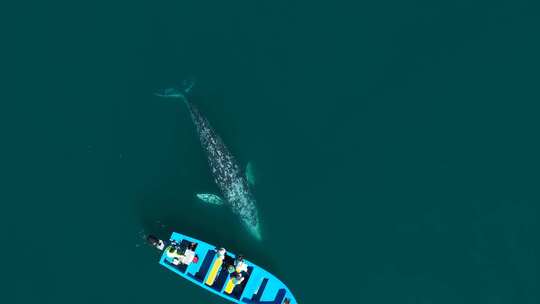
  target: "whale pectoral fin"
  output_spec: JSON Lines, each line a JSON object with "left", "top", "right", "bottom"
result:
{"left": 196, "top": 193, "right": 224, "bottom": 205}
{"left": 246, "top": 162, "right": 256, "bottom": 187}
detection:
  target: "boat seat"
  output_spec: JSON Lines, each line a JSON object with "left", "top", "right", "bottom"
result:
{"left": 224, "top": 277, "right": 236, "bottom": 294}
{"left": 230, "top": 266, "right": 253, "bottom": 299}
{"left": 188, "top": 249, "right": 215, "bottom": 282}
{"left": 211, "top": 256, "right": 232, "bottom": 291}
{"left": 241, "top": 277, "right": 286, "bottom": 304}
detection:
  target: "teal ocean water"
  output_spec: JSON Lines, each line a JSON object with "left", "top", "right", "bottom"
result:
{"left": 4, "top": 0, "right": 539, "bottom": 303}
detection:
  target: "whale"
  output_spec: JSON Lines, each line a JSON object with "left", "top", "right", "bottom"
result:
{"left": 156, "top": 81, "right": 261, "bottom": 240}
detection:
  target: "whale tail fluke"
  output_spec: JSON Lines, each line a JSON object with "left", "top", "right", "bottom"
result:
{"left": 154, "top": 78, "right": 196, "bottom": 99}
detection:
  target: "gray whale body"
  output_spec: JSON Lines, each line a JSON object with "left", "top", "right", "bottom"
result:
{"left": 156, "top": 82, "right": 262, "bottom": 240}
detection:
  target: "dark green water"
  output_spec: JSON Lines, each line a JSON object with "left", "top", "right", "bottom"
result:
{"left": 4, "top": 0, "right": 539, "bottom": 303}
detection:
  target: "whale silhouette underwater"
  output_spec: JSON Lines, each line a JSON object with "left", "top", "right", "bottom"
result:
{"left": 156, "top": 81, "right": 262, "bottom": 240}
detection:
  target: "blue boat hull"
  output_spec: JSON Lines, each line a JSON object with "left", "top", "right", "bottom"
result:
{"left": 159, "top": 232, "right": 297, "bottom": 304}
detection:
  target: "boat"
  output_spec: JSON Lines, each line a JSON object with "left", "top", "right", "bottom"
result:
{"left": 157, "top": 232, "right": 297, "bottom": 304}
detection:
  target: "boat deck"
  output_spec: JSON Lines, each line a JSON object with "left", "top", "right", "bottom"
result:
{"left": 159, "top": 232, "right": 297, "bottom": 304}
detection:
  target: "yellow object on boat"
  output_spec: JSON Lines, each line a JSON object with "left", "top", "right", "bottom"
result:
{"left": 224, "top": 278, "right": 235, "bottom": 294}
{"left": 205, "top": 257, "right": 223, "bottom": 286}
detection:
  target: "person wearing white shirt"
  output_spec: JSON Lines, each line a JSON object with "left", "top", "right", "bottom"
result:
{"left": 234, "top": 255, "right": 248, "bottom": 273}
{"left": 147, "top": 235, "right": 167, "bottom": 251}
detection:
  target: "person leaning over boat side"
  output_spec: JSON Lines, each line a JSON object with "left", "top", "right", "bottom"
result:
{"left": 147, "top": 235, "right": 167, "bottom": 251}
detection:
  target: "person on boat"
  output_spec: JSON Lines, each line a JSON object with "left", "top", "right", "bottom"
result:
{"left": 187, "top": 242, "right": 199, "bottom": 263}
{"left": 216, "top": 247, "right": 226, "bottom": 259}
{"left": 166, "top": 245, "right": 181, "bottom": 259}
{"left": 181, "top": 243, "right": 196, "bottom": 265}
{"left": 171, "top": 257, "right": 182, "bottom": 265}
{"left": 167, "top": 242, "right": 197, "bottom": 265}
{"left": 223, "top": 255, "right": 236, "bottom": 272}
{"left": 230, "top": 272, "right": 245, "bottom": 285}
{"left": 147, "top": 235, "right": 166, "bottom": 251}
{"left": 234, "top": 255, "right": 248, "bottom": 273}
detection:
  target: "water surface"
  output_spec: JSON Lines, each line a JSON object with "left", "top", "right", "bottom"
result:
{"left": 4, "top": 0, "right": 539, "bottom": 303}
